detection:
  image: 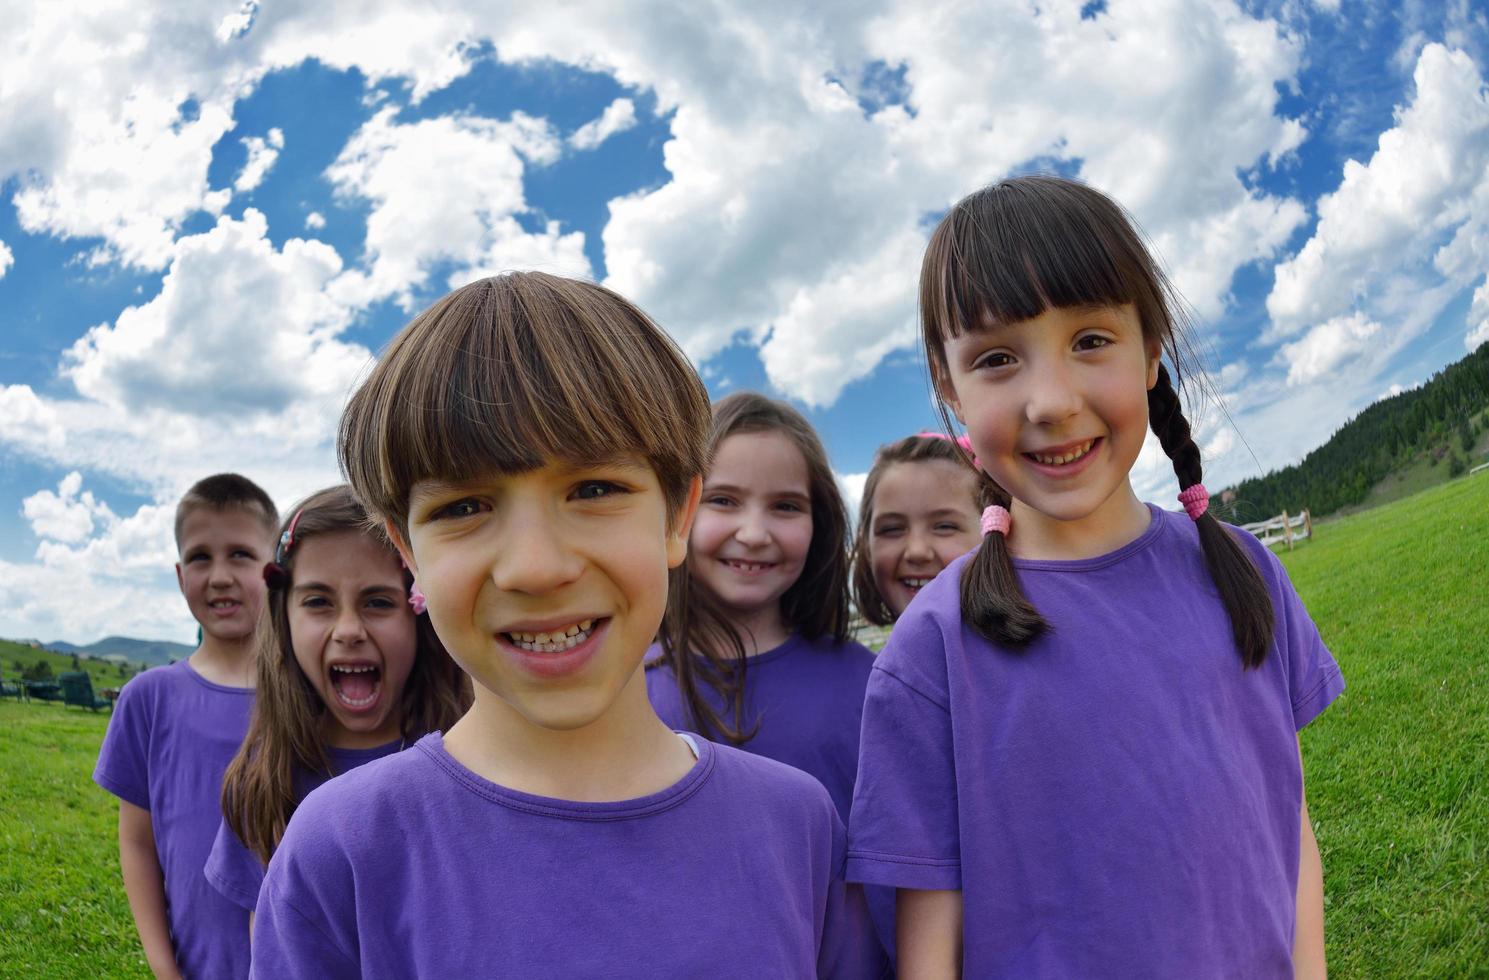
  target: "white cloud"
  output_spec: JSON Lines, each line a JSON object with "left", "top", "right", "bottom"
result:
{"left": 1267, "top": 44, "right": 1489, "bottom": 340}
{"left": 325, "top": 106, "right": 589, "bottom": 310}
{"left": 22, "top": 472, "right": 116, "bottom": 544}
{"left": 305, "top": 211, "right": 326, "bottom": 230}
{"left": 1278, "top": 312, "right": 1383, "bottom": 386}
{"left": 570, "top": 97, "right": 638, "bottom": 150}
{"left": 234, "top": 127, "right": 283, "bottom": 193}
{"left": 0, "top": 239, "right": 12, "bottom": 278}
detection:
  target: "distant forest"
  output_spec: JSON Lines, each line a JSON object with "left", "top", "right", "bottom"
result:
{"left": 1214, "top": 342, "right": 1489, "bottom": 524}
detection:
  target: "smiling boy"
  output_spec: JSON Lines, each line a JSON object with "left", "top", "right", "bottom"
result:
{"left": 250, "top": 273, "right": 876, "bottom": 978}
{"left": 95, "top": 473, "right": 278, "bottom": 980}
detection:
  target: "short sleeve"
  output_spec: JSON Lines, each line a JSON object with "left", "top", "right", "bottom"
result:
{"left": 818, "top": 812, "right": 889, "bottom": 979}
{"left": 92, "top": 676, "right": 154, "bottom": 809}
{"left": 204, "top": 818, "right": 265, "bottom": 912}
{"left": 847, "top": 612, "right": 962, "bottom": 891}
{"left": 1263, "top": 550, "right": 1345, "bottom": 730}
{"left": 251, "top": 796, "right": 360, "bottom": 978}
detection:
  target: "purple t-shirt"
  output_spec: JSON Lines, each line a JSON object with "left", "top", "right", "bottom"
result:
{"left": 93, "top": 659, "right": 255, "bottom": 980}
{"left": 848, "top": 505, "right": 1345, "bottom": 978}
{"left": 251, "top": 732, "right": 880, "bottom": 979}
{"left": 204, "top": 739, "right": 405, "bottom": 911}
{"left": 646, "top": 633, "right": 895, "bottom": 965}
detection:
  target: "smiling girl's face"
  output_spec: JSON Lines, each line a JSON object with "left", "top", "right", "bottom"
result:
{"left": 868, "top": 458, "right": 982, "bottom": 617}
{"left": 688, "top": 430, "right": 813, "bottom": 650}
{"left": 288, "top": 531, "right": 418, "bottom": 749}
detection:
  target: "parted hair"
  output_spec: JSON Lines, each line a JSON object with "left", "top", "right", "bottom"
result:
{"left": 338, "top": 272, "right": 712, "bottom": 539}
{"left": 657, "top": 391, "right": 852, "bottom": 743}
{"left": 173, "top": 472, "right": 278, "bottom": 550}
{"left": 850, "top": 434, "right": 981, "bottom": 627}
{"left": 920, "top": 175, "right": 1274, "bottom": 668}
{"left": 220, "top": 486, "right": 469, "bottom": 865}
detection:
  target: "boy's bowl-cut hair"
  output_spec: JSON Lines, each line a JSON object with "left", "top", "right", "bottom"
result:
{"left": 339, "top": 272, "right": 712, "bottom": 536}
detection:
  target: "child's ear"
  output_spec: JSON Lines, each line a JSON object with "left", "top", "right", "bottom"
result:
{"left": 666, "top": 476, "right": 703, "bottom": 569}
{"left": 174, "top": 562, "right": 185, "bottom": 595}
{"left": 384, "top": 520, "right": 417, "bottom": 573}
{"left": 1146, "top": 339, "right": 1163, "bottom": 391}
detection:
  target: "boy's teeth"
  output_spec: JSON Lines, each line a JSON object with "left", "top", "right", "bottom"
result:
{"left": 507, "top": 619, "right": 597, "bottom": 653}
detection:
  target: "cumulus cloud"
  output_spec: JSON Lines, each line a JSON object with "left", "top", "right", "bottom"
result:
{"left": 305, "top": 211, "right": 326, "bottom": 230}
{"left": 1278, "top": 312, "right": 1383, "bottom": 386}
{"left": 1267, "top": 44, "right": 1489, "bottom": 339}
{"left": 234, "top": 127, "right": 283, "bottom": 193}
{"left": 325, "top": 106, "right": 589, "bottom": 309}
{"left": 22, "top": 472, "right": 116, "bottom": 544}
{"left": 0, "top": 239, "right": 11, "bottom": 278}
{"left": 570, "top": 97, "right": 638, "bottom": 150}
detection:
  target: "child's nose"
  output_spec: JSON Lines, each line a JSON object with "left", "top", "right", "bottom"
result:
{"left": 1024, "top": 366, "right": 1082, "bottom": 425}
{"left": 904, "top": 528, "right": 935, "bottom": 562}
{"left": 733, "top": 510, "right": 771, "bottom": 546}
{"left": 332, "top": 609, "right": 367, "bottom": 644}
{"left": 491, "top": 517, "right": 583, "bottom": 594}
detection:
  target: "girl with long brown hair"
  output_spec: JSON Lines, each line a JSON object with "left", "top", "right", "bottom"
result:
{"left": 207, "top": 485, "right": 467, "bottom": 924}
{"left": 646, "top": 390, "right": 891, "bottom": 969}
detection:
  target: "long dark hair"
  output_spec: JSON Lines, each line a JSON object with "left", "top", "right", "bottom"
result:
{"left": 220, "top": 486, "right": 471, "bottom": 864}
{"left": 919, "top": 175, "right": 1274, "bottom": 668}
{"left": 657, "top": 392, "right": 852, "bottom": 743}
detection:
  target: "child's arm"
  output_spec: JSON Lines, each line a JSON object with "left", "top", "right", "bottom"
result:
{"left": 897, "top": 888, "right": 962, "bottom": 978}
{"left": 118, "top": 801, "right": 183, "bottom": 980}
{"left": 1294, "top": 790, "right": 1327, "bottom": 978}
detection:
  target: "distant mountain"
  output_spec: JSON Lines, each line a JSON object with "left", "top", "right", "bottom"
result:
{"left": 45, "top": 635, "right": 195, "bottom": 667}
{"left": 1216, "top": 342, "right": 1489, "bottom": 524}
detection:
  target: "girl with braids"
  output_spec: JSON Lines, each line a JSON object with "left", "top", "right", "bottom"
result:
{"left": 208, "top": 486, "right": 468, "bottom": 928}
{"left": 851, "top": 432, "right": 983, "bottom": 626}
{"left": 847, "top": 176, "right": 1344, "bottom": 978}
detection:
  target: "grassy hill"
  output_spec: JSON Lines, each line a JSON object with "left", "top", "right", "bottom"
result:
{"left": 0, "top": 472, "right": 1483, "bottom": 976}
{"left": 44, "top": 635, "right": 194, "bottom": 668}
{"left": 0, "top": 638, "right": 148, "bottom": 694}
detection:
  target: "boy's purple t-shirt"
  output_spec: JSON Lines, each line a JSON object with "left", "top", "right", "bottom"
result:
{"left": 204, "top": 739, "right": 405, "bottom": 911}
{"left": 847, "top": 505, "right": 1345, "bottom": 978}
{"left": 93, "top": 659, "right": 255, "bottom": 980}
{"left": 251, "top": 732, "right": 880, "bottom": 979}
{"left": 645, "top": 633, "right": 896, "bottom": 965}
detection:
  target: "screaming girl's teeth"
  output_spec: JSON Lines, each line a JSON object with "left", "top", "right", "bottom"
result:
{"left": 506, "top": 619, "right": 596, "bottom": 653}
{"left": 329, "top": 663, "right": 381, "bottom": 708}
{"left": 1027, "top": 439, "right": 1095, "bottom": 467}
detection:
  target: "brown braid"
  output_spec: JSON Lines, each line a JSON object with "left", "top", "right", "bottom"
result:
{"left": 1148, "top": 365, "right": 1275, "bottom": 668}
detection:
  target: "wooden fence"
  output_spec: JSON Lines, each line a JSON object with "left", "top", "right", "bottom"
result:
{"left": 1241, "top": 509, "right": 1313, "bottom": 550}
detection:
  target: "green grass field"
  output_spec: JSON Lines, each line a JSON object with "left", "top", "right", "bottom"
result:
{"left": 0, "top": 473, "right": 1484, "bottom": 976}
{"left": 1, "top": 638, "right": 146, "bottom": 696}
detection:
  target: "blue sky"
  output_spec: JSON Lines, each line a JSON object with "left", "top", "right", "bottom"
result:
{"left": 2, "top": 0, "right": 1487, "bottom": 643}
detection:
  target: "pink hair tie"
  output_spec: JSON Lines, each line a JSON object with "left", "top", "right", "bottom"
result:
{"left": 1177, "top": 484, "right": 1209, "bottom": 520}
{"left": 408, "top": 583, "right": 428, "bottom": 615}
{"left": 980, "top": 505, "right": 1011, "bottom": 536}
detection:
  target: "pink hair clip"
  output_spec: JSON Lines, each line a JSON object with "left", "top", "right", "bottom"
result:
{"left": 980, "top": 505, "right": 1011, "bottom": 536}
{"left": 1177, "top": 484, "right": 1209, "bottom": 521}
{"left": 916, "top": 430, "right": 981, "bottom": 469}
{"left": 408, "top": 582, "right": 428, "bottom": 616}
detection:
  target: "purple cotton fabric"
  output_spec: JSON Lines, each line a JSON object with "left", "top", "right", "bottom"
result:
{"left": 848, "top": 505, "right": 1345, "bottom": 978}
{"left": 93, "top": 660, "right": 255, "bottom": 980}
{"left": 204, "top": 739, "right": 405, "bottom": 911}
{"left": 646, "top": 633, "right": 896, "bottom": 965}
{"left": 251, "top": 732, "right": 880, "bottom": 979}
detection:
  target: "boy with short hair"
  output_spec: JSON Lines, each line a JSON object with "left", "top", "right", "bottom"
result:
{"left": 95, "top": 473, "right": 278, "bottom": 980}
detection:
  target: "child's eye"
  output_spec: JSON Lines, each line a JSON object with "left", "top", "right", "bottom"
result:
{"left": 366, "top": 596, "right": 397, "bottom": 610}
{"left": 1075, "top": 334, "right": 1113, "bottom": 351}
{"left": 301, "top": 596, "right": 331, "bottom": 609}
{"left": 704, "top": 494, "right": 735, "bottom": 508}
{"left": 874, "top": 524, "right": 906, "bottom": 537}
{"left": 974, "top": 351, "right": 1014, "bottom": 370}
{"left": 774, "top": 500, "right": 806, "bottom": 514}
{"left": 573, "top": 481, "right": 629, "bottom": 501}
{"left": 433, "top": 498, "right": 485, "bottom": 520}
{"left": 933, "top": 522, "right": 966, "bottom": 534}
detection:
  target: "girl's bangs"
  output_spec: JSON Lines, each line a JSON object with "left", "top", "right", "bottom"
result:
{"left": 931, "top": 183, "right": 1140, "bottom": 342}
